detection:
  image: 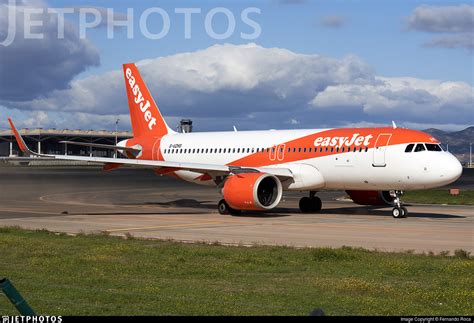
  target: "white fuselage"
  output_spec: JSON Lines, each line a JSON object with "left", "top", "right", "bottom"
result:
{"left": 121, "top": 128, "right": 462, "bottom": 191}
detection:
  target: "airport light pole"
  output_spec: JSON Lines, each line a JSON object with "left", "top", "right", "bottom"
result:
{"left": 114, "top": 118, "right": 120, "bottom": 158}
{"left": 470, "top": 143, "right": 472, "bottom": 167}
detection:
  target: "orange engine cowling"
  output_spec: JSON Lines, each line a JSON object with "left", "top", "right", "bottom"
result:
{"left": 346, "top": 190, "right": 396, "bottom": 206}
{"left": 222, "top": 173, "right": 283, "bottom": 211}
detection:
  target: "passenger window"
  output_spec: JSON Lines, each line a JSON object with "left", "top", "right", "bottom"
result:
{"left": 405, "top": 144, "right": 414, "bottom": 152}
{"left": 426, "top": 144, "right": 442, "bottom": 152}
{"left": 414, "top": 144, "right": 426, "bottom": 152}
{"left": 415, "top": 144, "right": 426, "bottom": 153}
{"left": 320, "top": 148, "right": 323, "bottom": 153}
{"left": 331, "top": 148, "right": 334, "bottom": 152}
{"left": 365, "top": 147, "right": 368, "bottom": 152}
{"left": 336, "top": 147, "right": 339, "bottom": 152}
{"left": 233, "top": 148, "right": 236, "bottom": 153}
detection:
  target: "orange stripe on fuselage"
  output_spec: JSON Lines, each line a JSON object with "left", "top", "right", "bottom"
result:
{"left": 227, "top": 127, "right": 438, "bottom": 168}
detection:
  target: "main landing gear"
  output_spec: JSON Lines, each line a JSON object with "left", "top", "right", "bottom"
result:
{"left": 217, "top": 199, "right": 241, "bottom": 215}
{"left": 299, "top": 191, "right": 322, "bottom": 213}
{"left": 391, "top": 190, "right": 408, "bottom": 219}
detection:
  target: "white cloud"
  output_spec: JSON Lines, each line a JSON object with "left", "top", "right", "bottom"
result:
{"left": 406, "top": 4, "right": 474, "bottom": 33}
{"left": 406, "top": 4, "right": 474, "bottom": 51}
{"left": 1, "top": 43, "right": 472, "bottom": 131}
{"left": 310, "top": 76, "right": 473, "bottom": 120}
{"left": 4, "top": 43, "right": 375, "bottom": 116}
{"left": 0, "top": 0, "right": 99, "bottom": 101}
{"left": 423, "top": 33, "right": 474, "bottom": 50}
{"left": 23, "top": 110, "right": 49, "bottom": 128}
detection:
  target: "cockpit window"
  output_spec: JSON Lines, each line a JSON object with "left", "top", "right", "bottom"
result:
{"left": 414, "top": 144, "right": 426, "bottom": 152}
{"left": 426, "top": 144, "right": 442, "bottom": 152}
{"left": 405, "top": 144, "right": 414, "bottom": 152}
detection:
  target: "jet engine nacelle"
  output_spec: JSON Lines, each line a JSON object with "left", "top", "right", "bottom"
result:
{"left": 222, "top": 173, "right": 283, "bottom": 211}
{"left": 346, "top": 190, "right": 396, "bottom": 206}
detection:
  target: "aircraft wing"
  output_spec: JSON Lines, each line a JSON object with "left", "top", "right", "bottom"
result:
{"left": 46, "top": 154, "right": 293, "bottom": 178}
{"left": 59, "top": 141, "right": 141, "bottom": 154}
{"left": 7, "top": 118, "right": 293, "bottom": 179}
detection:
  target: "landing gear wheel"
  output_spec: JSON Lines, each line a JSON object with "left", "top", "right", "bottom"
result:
{"left": 218, "top": 199, "right": 230, "bottom": 215}
{"left": 311, "top": 196, "right": 322, "bottom": 213}
{"left": 392, "top": 207, "right": 403, "bottom": 218}
{"left": 299, "top": 197, "right": 312, "bottom": 213}
{"left": 218, "top": 199, "right": 241, "bottom": 216}
{"left": 401, "top": 206, "right": 408, "bottom": 218}
{"left": 299, "top": 196, "right": 322, "bottom": 213}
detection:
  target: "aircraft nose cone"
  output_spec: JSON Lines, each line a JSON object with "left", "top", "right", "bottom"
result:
{"left": 444, "top": 155, "right": 463, "bottom": 184}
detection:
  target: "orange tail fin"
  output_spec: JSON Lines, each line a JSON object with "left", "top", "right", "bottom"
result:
{"left": 123, "top": 63, "right": 174, "bottom": 138}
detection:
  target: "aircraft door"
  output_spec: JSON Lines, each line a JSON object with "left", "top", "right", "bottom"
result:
{"left": 277, "top": 144, "right": 286, "bottom": 161}
{"left": 372, "top": 133, "right": 392, "bottom": 167}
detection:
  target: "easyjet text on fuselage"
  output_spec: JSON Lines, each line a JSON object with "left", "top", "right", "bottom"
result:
{"left": 314, "top": 133, "right": 373, "bottom": 147}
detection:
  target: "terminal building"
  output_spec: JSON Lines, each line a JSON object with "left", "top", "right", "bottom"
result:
{"left": 0, "top": 120, "right": 194, "bottom": 158}
{"left": 0, "top": 128, "right": 133, "bottom": 157}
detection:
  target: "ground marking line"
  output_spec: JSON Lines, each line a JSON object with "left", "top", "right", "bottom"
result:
{"left": 104, "top": 221, "right": 225, "bottom": 233}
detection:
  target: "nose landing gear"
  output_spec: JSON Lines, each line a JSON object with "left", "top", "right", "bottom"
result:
{"left": 390, "top": 190, "right": 408, "bottom": 218}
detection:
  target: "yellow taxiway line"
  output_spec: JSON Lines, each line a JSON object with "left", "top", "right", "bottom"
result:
{"left": 104, "top": 221, "right": 224, "bottom": 233}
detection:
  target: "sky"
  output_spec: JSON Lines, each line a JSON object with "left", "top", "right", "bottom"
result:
{"left": 0, "top": 0, "right": 473, "bottom": 132}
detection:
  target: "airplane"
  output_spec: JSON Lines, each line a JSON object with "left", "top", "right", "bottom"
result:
{"left": 7, "top": 63, "right": 463, "bottom": 218}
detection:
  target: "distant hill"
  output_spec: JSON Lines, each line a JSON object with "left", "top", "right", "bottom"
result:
{"left": 423, "top": 127, "right": 474, "bottom": 163}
